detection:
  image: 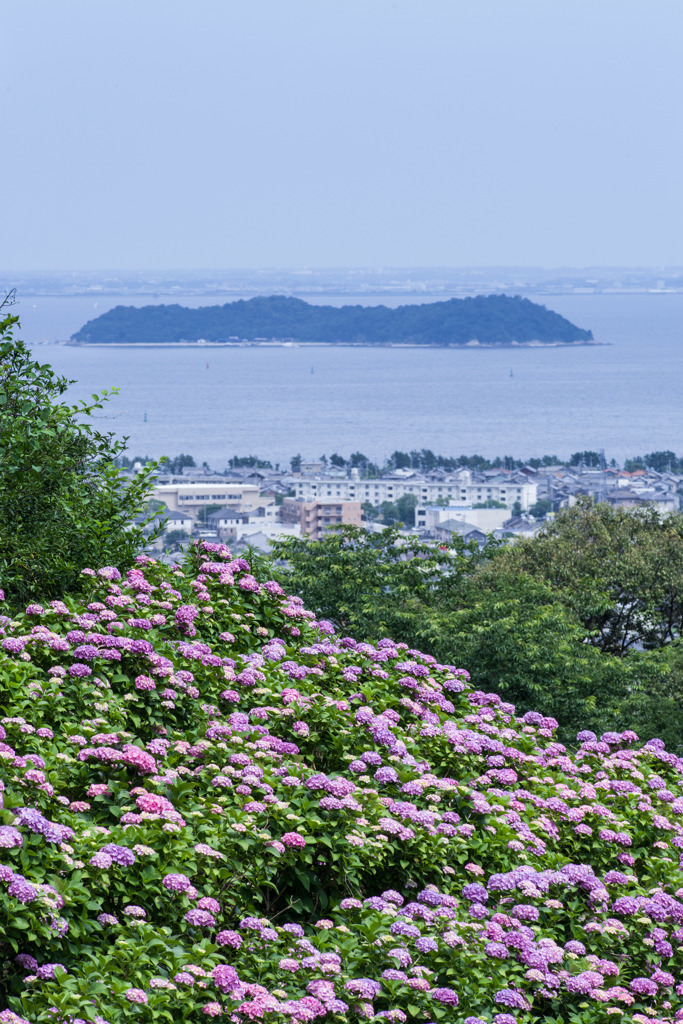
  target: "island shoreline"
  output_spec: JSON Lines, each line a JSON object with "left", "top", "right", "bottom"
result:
{"left": 62, "top": 339, "right": 608, "bottom": 349}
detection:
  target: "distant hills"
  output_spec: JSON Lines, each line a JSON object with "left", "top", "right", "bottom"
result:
{"left": 70, "top": 294, "right": 594, "bottom": 346}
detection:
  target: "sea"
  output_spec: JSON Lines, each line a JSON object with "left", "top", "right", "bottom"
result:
{"left": 10, "top": 290, "right": 683, "bottom": 469}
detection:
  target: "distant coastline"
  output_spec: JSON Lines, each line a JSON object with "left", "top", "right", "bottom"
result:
{"left": 64, "top": 338, "right": 606, "bottom": 349}
{"left": 70, "top": 293, "right": 595, "bottom": 347}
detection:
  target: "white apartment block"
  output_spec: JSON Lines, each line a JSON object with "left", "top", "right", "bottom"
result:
{"left": 292, "top": 477, "right": 537, "bottom": 511}
{"left": 416, "top": 505, "right": 511, "bottom": 531}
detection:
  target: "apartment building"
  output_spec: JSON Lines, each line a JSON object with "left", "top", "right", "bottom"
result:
{"left": 280, "top": 498, "right": 363, "bottom": 540}
{"left": 291, "top": 477, "right": 537, "bottom": 511}
{"left": 416, "top": 504, "right": 510, "bottom": 532}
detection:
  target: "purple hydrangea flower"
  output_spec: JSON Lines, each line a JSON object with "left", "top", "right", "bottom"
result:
{"left": 0, "top": 826, "right": 22, "bottom": 848}
{"left": 36, "top": 963, "right": 67, "bottom": 980}
{"left": 630, "top": 977, "right": 658, "bottom": 997}
{"left": 8, "top": 878, "right": 38, "bottom": 904}
{"left": 15, "top": 955, "right": 38, "bottom": 972}
{"left": 495, "top": 989, "right": 529, "bottom": 1009}
{"left": 462, "top": 883, "right": 488, "bottom": 903}
{"left": 345, "top": 978, "right": 382, "bottom": 1000}
{"left": 185, "top": 909, "right": 215, "bottom": 928}
{"left": 101, "top": 844, "right": 135, "bottom": 866}
{"left": 431, "top": 988, "right": 459, "bottom": 1006}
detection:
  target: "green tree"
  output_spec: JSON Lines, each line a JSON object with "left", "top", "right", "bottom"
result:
{"left": 270, "top": 525, "right": 492, "bottom": 644}
{"left": 496, "top": 499, "right": 683, "bottom": 654}
{"left": 290, "top": 453, "right": 302, "bottom": 473}
{"left": 418, "top": 448, "right": 437, "bottom": 471}
{"left": 473, "top": 499, "right": 508, "bottom": 509}
{"left": 628, "top": 450, "right": 679, "bottom": 473}
{"left": 349, "top": 451, "right": 379, "bottom": 476}
{"left": 165, "top": 452, "right": 196, "bottom": 474}
{"left": 395, "top": 493, "right": 419, "bottom": 525}
{"left": 228, "top": 454, "right": 273, "bottom": 470}
{"left": 527, "top": 454, "right": 560, "bottom": 468}
{"left": 389, "top": 450, "right": 411, "bottom": 469}
{"left": 379, "top": 501, "right": 399, "bottom": 525}
{"left": 569, "top": 450, "right": 601, "bottom": 467}
{"left": 0, "top": 306, "right": 160, "bottom": 607}
{"left": 424, "top": 567, "right": 665, "bottom": 737}
{"left": 528, "top": 498, "right": 553, "bottom": 518}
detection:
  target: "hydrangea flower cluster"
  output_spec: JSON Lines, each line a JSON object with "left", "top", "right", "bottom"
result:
{"left": 2, "top": 540, "right": 683, "bottom": 1024}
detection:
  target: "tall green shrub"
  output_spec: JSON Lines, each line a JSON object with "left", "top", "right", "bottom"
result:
{"left": 0, "top": 304, "right": 160, "bottom": 606}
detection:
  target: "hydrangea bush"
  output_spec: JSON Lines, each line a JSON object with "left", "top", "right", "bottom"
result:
{"left": 0, "top": 542, "right": 683, "bottom": 1023}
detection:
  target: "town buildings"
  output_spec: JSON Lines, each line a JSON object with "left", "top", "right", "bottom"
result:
{"left": 290, "top": 472, "right": 538, "bottom": 511}
{"left": 138, "top": 456, "right": 683, "bottom": 560}
{"left": 150, "top": 482, "right": 268, "bottom": 516}
{"left": 280, "top": 498, "right": 363, "bottom": 540}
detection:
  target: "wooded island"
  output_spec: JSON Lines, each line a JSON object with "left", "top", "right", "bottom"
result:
{"left": 70, "top": 293, "right": 595, "bottom": 346}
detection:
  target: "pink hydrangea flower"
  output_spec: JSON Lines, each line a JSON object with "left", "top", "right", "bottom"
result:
{"left": 135, "top": 674, "right": 156, "bottom": 691}
{"left": 282, "top": 832, "right": 306, "bottom": 848}
{"left": 212, "top": 964, "right": 240, "bottom": 993}
{"left": 125, "top": 989, "right": 148, "bottom": 1004}
{"left": 197, "top": 897, "right": 221, "bottom": 914}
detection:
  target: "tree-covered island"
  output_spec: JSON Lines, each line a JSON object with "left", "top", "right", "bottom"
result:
{"left": 70, "top": 293, "right": 594, "bottom": 346}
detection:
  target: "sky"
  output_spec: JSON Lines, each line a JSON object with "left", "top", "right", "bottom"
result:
{"left": 3, "top": 0, "right": 683, "bottom": 270}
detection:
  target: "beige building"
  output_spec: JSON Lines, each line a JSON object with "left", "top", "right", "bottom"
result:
{"left": 151, "top": 482, "right": 270, "bottom": 519}
{"left": 280, "top": 498, "right": 362, "bottom": 540}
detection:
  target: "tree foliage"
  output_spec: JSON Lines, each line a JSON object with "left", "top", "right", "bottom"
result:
{"left": 164, "top": 452, "right": 196, "bottom": 474}
{"left": 367, "top": 494, "right": 420, "bottom": 526}
{"left": 527, "top": 498, "right": 553, "bottom": 518}
{"left": 568, "top": 449, "right": 602, "bottom": 467}
{"left": 497, "top": 498, "right": 683, "bottom": 653}
{"left": 0, "top": 307, "right": 160, "bottom": 607}
{"left": 624, "top": 449, "right": 681, "bottom": 472}
{"left": 271, "top": 525, "right": 493, "bottom": 644}
{"left": 227, "top": 454, "right": 273, "bottom": 469}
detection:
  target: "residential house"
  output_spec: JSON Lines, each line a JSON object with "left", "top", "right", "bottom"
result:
{"left": 433, "top": 520, "right": 488, "bottom": 544}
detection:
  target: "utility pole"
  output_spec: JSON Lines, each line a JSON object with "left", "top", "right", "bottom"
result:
{"left": 597, "top": 449, "right": 607, "bottom": 504}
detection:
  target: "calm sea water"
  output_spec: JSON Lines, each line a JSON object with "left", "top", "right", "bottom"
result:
{"left": 11, "top": 291, "right": 683, "bottom": 468}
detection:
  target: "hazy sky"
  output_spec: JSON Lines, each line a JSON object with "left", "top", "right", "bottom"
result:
{"left": 4, "top": 0, "right": 683, "bottom": 269}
